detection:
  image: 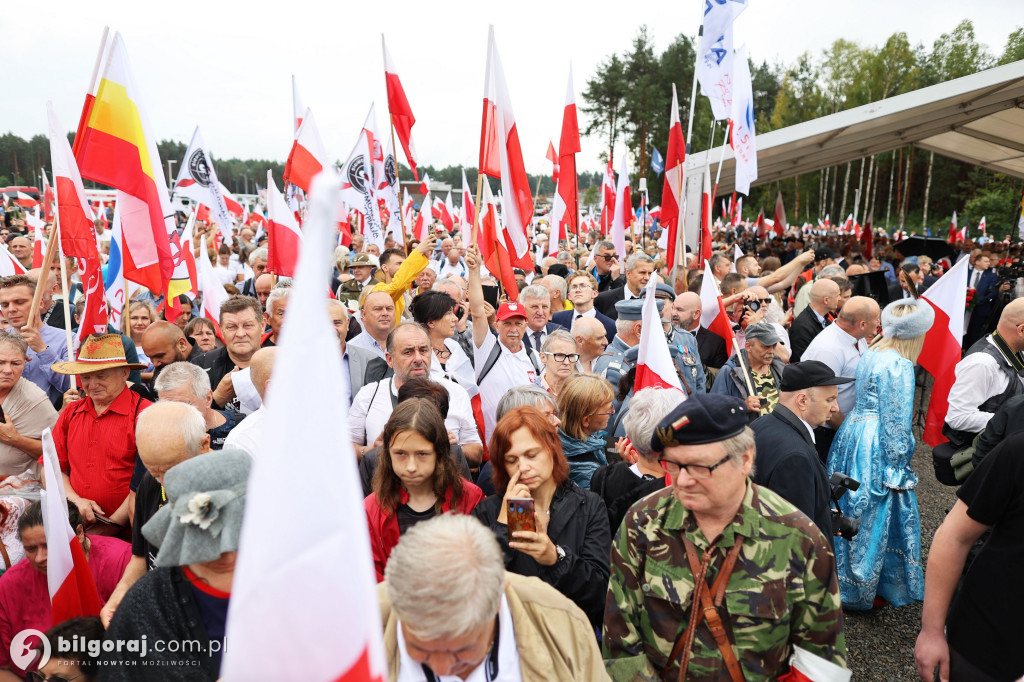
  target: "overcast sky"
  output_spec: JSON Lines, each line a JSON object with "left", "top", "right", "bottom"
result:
{"left": 6, "top": 0, "right": 1020, "bottom": 180}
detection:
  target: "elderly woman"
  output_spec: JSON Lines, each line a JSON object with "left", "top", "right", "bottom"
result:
{"left": 103, "top": 450, "right": 251, "bottom": 680}
{"left": 185, "top": 316, "right": 221, "bottom": 353}
{"left": 556, "top": 373, "right": 615, "bottom": 490}
{"left": 538, "top": 330, "right": 579, "bottom": 397}
{"left": 0, "top": 502, "right": 130, "bottom": 677}
{"left": 472, "top": 406, "right": 610, "bottom": 629}
{"left": 0, "top": 330, "right": 59, "bottom": 566}
{"left": 475, "top": 385, "right": 561, "bottom": 497}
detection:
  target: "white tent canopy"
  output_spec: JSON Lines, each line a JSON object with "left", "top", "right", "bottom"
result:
{"left": 681, "top": 59, "right": 1024, "bottom": 249}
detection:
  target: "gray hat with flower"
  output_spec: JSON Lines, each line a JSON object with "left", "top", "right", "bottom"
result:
{"left": 142, "top": 450, "right": 252, "bottom": 567}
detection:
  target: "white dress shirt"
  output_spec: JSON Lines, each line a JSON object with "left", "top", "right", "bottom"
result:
{"left": 801, "top": 323, "right": 867, "bottom": 415}
{"left": 946, "top": 336, "right": 1024, "bottom": 433}
{"left": 474, "top": 333, "right": 538, "bottom": 443}
{"left": 349, "top": 377, "right": 481, "bottom": 448}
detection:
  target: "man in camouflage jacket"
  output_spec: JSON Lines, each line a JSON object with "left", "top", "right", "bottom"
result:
{"left": 602, "top": 393, "right": 847, "bottom": 681}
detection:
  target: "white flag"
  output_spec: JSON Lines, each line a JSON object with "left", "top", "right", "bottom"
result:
{"left": 730, "top": 45, "right": 758, "bottom": 196}
{"left": 697, "top": 0, "right": 748, "bottom": 120}
{"left": 173, "top": 126, "right": 234, "bottom": 244}
{"left": 339, "top": 104, "right": 385, "bottom": 251}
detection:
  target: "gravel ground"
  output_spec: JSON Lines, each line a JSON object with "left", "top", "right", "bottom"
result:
{"left": 841, "top": 384, "right": 959, "bottom": 681}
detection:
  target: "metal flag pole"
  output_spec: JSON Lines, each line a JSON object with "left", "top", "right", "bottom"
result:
{"left": 685, "top": 4, "right": 705, "bottom": 156}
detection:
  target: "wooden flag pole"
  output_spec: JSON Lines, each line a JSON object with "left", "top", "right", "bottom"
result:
{"left": 471, "top": 173, "right": 483, "bottom": 248}
{"left": 49, "top": 180, "right": 77, "bottom": 389}
{"left": 30, "top": 222, "right": 61, "bottom": 328}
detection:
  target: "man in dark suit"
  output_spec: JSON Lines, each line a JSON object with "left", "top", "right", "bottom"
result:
{"left": 595, "top": 253, "right": 654, "bottom": 320}
{"left": 887, "top": 263, "right": 922, "bottom": 304}
{"left": 790, "top": 278, "right": 840, "bottom": 363}
{"left": 752, "top": 361, "right": 854, "bottom": 547}
{"left": 552, "top": 271, "right": 615, "bottom": 342}
{"left": 964, "top": 253, "right": 1006, "bottom": 347}
{"left": 519, "top": 284, "right": 563, "bottom": 355}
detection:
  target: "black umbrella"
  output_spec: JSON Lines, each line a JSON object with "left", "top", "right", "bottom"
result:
{"left": 894, "top": 236, "right": 956, "bottom": 262}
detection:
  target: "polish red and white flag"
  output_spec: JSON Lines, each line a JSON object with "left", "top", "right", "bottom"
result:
{"left": 28, "top": 209, "right": 45, "bottom": 269}
{"left": 266, "top": 171, "right": 302, "bottom": 277}
{"left": 15, "top": 191, "right": 39, "bottom": 209}
{"left": 479, "top": 26, "right": 533, "bottom": 274}
{"left": 40, "top": 428, "right": 102, "bottom": 627}
{"left": 292, "top": 75, "right": 305, "bottom": 133}
{"left": 635, "top": 276, "right": 685, "bottom": 395}
{"left": 479, "top": 179, "right": 520, "bottom": 299}
{"left": 662, "top": 83, "right": 685, "bottom": 269}
{"left": 600, "top": 160, "right": 616, "bottom": 234}
{"left": 920, "top": 255, "right": 970, "bottom": 446}
{"left": 550, "top": 67, "right": 580, "bottom": 258}
{"left": 383, "top": 36, "right": 419, "bottom": 180}
{"left": 609, "top": 156, "right": 631, "bottom": 259}
{"left": 284, "top": 107, "right": 329, "bottom": 194}
{"left": 699, "top": 260, "right": 735, "bottom": 358}
{"left": 460, "top": 168, "right": 475, "bottom": 235}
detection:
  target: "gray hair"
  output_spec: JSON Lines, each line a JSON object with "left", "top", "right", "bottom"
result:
{"left": 326, "top": 299, "right": 348, "bottom": 318}
{"left": 154, "top": 361, "right": 212, "bottom": 399}
{"left": 556, "top": 251, "right": 574, "bottom": 264}
{"left": 540, "top": 329, "right": 576, "bottom": 353}
{"left": 135, "top": 400, "right": 207, "bottom": 458}
{"left": 543, "top": 274, "right": 567, "bottom": 300}
{"left": 247, "top": 247, "right": 268, "bottom": 266}
{"left": 385, "top": 514, "right": 505, "bottom": 640}
{"left": 615, "top": 318, "right": 638, "bottom": 336}
{"left": 720, "top": 426, "right": 756, "bottom": 466}
{"left": 596, "top": 240, "right": 615, "bottom": 251}
{"left": 623, "top": 388, "right": 683, "bottom": 459}
{"left": 0, "top": 330, "right": 28, "bottom": 358}
{"left": 518, "top": 284, "right": 550, "bottom": 304}
{"left": 266, "top": 282, "right": 291, "bottom": 315}
{"left": 332, "top": 245, "right": 350, "bottom": 272}
{"left": 432, "top": 279, "right": 462, "bottom": 300}
{"left": 820, "top": 264, "right": 846, "bottom": 278}
{"left": 624, "top": 252, "right": 654, "bottom": 272}
{"left": 708, "top": 253, "right": 731, "bottom": 272}
{"left": 496, "top": 384, "right": 557, "bottom": 421}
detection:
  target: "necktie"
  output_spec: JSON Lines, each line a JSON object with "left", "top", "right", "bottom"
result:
{"left": 534, "top": 331, "right": 543, "bottom": 350}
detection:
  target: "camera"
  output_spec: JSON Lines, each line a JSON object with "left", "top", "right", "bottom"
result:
{"left": 829, "top": 472, "right": 861, "bottom": 540}
{"left": 744, "top": 299, "right": 763, "bottom": 313}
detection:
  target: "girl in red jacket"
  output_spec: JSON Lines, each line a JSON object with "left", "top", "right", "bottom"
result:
{"left": 365, "top": 397, "right": 484, "bottom": 581}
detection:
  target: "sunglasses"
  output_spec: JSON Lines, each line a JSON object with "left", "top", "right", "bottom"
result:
{"left": 596, "top": 254, "right": 618, "bottom": 260}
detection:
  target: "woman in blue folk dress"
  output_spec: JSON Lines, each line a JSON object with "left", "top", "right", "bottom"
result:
{"left": 827, "top": 299, "right": 934, "bottom": 610}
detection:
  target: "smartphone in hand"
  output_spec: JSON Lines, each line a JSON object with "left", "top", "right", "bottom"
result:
{"left": 507, "top": 498, "right": 536, "bottom": 542}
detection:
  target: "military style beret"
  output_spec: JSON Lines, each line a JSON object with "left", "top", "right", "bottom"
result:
{"left": 650, "top": 393, "right": 749, "bottom": 451}
{"left": 614, "top": 297, "right": 663, "bottom": 321}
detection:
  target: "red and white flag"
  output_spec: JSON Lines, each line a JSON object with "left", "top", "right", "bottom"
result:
{"left": 755, "top": 207, "right": 766, "bottom": 240}
{"left": 600, "top": 160, "right": 616, "bottom": 234}
{"left": 40, "top": 428, "right": 102, "bottom": 626}
{"left": 196, "top": 234, "right": 230, "bottom": 337}
{"left": 779, "top": 646, "right": 852, "bottom": 682}
{"left": 173, "top": 127, "right": 235, "bottom": 245}
{"left": 699, "top": 164, "right": 713, "bottom": 265}
{"left": 224, "top": 171, "right": 387, "bottom": 681}
{"left": 479, "top": 26, "right": 533, "bottom": 272}
{"left": 920, "top": 255, "right": 969, "bottom": 447}
{"left": 284, "top": 107, "right": 329, "bottom": 194}
{"left": 661, "top": 83, "right": 686, "bottom": 269}
{"left": 382, "top": 36, "right": 419, "bottom": 180}
{"left": 266, "top": 171, "right": 302, "bottom": 277}
{"left": 979, "top": 216, "right": 987, "bottom": 235}
{"left": 773, "top": 191, "right": 788, "bottom": 237}
{"left": 546, "top": 140, "right": 559, "bottom": 185}
{"left": 14, "top": 191, "right": 39, "bottom": 209}
{"left": 699, "top": 260, "right": 735, "bottom": 358}
{"left": 635, "top": 276, "right": 685, "bottom": 395}
{"left": 460, "top": 168, "right": 475, "bottom": 234}
{"left": 479, "top": 179, "right": 520, "bottom": 299}
{"left": 413, "top": 191, "right": 431, "bottom": 241}
{"left": 0, "top": 243, "right": 26, "bottom": 276}
{"left": 947, "top": 211, "right": 958, "bottom": 243}
{"left": 292, "top": 75, "right": 304, "bottom": 133}
{"left": 27, "top": 209, "right": 46, "bottom": 269}
{"left": 339, "top": 105, "right": 385, "bottom": 251}
{"left": 609, "top": 156, "right": 631, "bottom": 258}
{"left": 550, "top": 67, "right": 580, "bottom": 258}
{"left": 41, "top": 170, "right": 54, "bottom": 222}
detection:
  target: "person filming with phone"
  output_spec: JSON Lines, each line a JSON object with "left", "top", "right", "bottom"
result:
{"left": 472, "top": 405, "right": 610, "bottom": 630}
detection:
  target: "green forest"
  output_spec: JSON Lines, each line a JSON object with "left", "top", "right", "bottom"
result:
{"left": 1, "top": 19, "right": 1022, "bottom": 236}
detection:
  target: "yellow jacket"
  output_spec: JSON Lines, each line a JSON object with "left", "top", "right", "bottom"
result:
{"left": 368, "top": 250, "right": 428, "bottom": 320}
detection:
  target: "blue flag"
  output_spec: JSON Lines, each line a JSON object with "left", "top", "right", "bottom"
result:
{"left": 651, "top": 147, "right": 665, "bottom": 175}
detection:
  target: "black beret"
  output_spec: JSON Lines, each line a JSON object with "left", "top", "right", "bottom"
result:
{"left": 650, "top": 394, "right": 749, "bottom": 451}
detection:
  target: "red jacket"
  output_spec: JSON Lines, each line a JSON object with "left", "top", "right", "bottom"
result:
{"left": 365, "top": 482, "right": 484, "bottom": 581}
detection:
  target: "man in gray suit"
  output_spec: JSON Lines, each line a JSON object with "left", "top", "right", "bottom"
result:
{"left": 329, "top": 300, "right": 388, "bottom": 404}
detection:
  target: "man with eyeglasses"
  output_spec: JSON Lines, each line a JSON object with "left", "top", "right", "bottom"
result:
{"left": 191, "top": 295, "right": 264, "bottom": 414}
{"left": 552, "top": 272, "right": 616, "bottom": 343}
{"left": 589, "top": 241, "right": 624, "bottom": 292}
{"left": 603, "top": 393, "right": 847, "bottom": 680}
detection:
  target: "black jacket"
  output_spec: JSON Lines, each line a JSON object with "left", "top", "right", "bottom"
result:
{"left": 750, "top": 405, "right": 833, "bottom": 544}
{"left": 191, "top": 346, "right": 238, "bottom": 410}
{"left": 472, "top": 482, "right": 611, "bottom": 628}
{"left": 789, "top": 306, "right": 828, "bottom": 363}
{"left": 551, "top": 309, "right": 616, "bottom": 344}
{"left": 103, "top": 566, "right": 221, "bottom": 680}
{"left": 595, "top": 286, "right": 645, "bottom": 320}
{"left": 695, "top": 326, "right": 728, "bottom": 370}
{"left": 974, "top": 394, "right": 1024, "bottom": 468}
{"left": 589, "top": 462, "right": 665, "bottom": 536}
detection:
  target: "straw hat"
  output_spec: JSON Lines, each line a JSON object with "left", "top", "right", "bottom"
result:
{"left": 51, "top": 333, "right": 148, "bottom": 375}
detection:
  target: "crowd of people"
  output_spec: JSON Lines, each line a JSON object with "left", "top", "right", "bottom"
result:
{"left": 0, "top": 204, "right": 1022, "bottom": 681}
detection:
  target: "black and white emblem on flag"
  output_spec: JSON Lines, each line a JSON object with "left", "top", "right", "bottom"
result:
{"left": 188, "top": 150, "right": 212, "bottom": 187}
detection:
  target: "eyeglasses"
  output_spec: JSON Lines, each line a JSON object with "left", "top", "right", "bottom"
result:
{"left": 596, "top": 254, "right": 618, "bottom": 261}
{"left": 542, "top": 352, "right": 580, "bottom": 363}
{"left": 433, "top": 346, "right": 452, "bottom": 360}
{"left": 568, "top": 283, "right": 593, "bottom": 291}
{"left": 658, "top": 453, "right": 733, "bottom": 480}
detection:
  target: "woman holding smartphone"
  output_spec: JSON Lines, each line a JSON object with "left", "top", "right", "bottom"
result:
{"left": 365, "top": 398, "right": 484, "bottom": 581}
{"left": 472, "top": 406, "right": 611, "bottom": 629}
